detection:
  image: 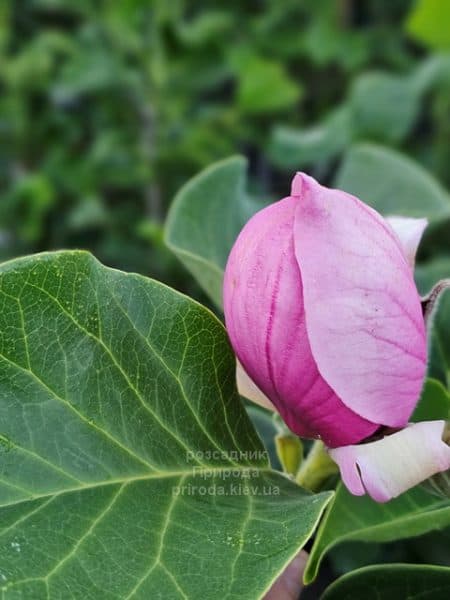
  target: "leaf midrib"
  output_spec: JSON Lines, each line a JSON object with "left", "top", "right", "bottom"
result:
{"left": 24, "top": 279, "right": 207, "bottom": 465}
{"left": 109, "top": 288, "right": 241, "bottom": 457}
{"left": 0, "top": 466, "right": 278, "bottom": 510}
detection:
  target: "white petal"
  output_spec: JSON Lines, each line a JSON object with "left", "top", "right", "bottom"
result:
{"left": 236, "top": 362, "right": 276, "bottom": 412}
{"left": 386, "top": 216, "right": 428, "bottom": 267}
{"left": 329, "top": 421, "right": 450, "bottom": 502}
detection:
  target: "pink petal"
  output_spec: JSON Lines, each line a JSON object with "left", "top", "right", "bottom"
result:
{"left": 385, "top": 216, "right": 428, "bottom": 268}
{"left": 330, "top": 421, "right": 450, "bottom": 502}
{"left": 236, "top": 362, "right": 276, "bottom": 412}
{"left": 223, "top": 195, "right": 378, "bottom": 447}
{"left": 294, "top": 173, "right": 427, "bottom": 428}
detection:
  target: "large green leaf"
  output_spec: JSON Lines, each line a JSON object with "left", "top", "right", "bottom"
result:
{"left": 0, "top": 251, "right": 332, "bottom": 598}
{"left": 305, "top": 484, "right": 450, "bottom": 583}
{"left": 322, "top": 564, "right": 450, "bottom": 599}
{"left": 165, "top": 156, "right": 262, "bottom": 308}
{"left": 334, "top": 144, "right": 450, "bottom": 221}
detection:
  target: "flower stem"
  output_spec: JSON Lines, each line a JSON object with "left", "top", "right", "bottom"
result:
{"left": 275, "top": 434, "right": 303, "bottom": 476}
{"left": 295, "top": 440, "right": 338, "bottom": 492}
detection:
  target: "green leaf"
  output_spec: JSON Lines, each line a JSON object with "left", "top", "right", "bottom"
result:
{"left": 334, "top": 143, "right": 450, "bottom": 221}
{"left": 406, "top": 0, "right": 450, "bottom": 50}
{"left": 246, "top": 406, "right": 282, "bottom": 471}
{"left": 232, "top": 53, "right": 302, "bottom": 114}
{"left": 416, "top": 257, "right": 450, "bottom": 296}
{"left": 302, "top": 18, "right": 368, "bottom": 71}
{"left": 349, "top": 72, "right": 421, "bottom": 143}
{"left": 427, "top": 288, "right": 450, "bottom": 388}
{"left": 305, "top": 484, "right": 450, "bottom": 584}
{"left": 410, "top": 54, "right": 450, "bottom": 95}
{"left": 412, "top": 378, "right": 450, "bottom": 422}
{"left": 322, "top": 564, "right": 450, "bottom": 600}
{"left": 269, "top": 56, "right": 450, "bottom": 170}
{"left": 327, "top": 541, "right": 386, "bottom": 578}
{"left": 269, "top": 106, "right": 353, "bottom": 169}
{"left": 0, "top": 250, "right": 332, "bottom": 598}
{"left": 165, "top": 156, "right": 262, "bottom": 308}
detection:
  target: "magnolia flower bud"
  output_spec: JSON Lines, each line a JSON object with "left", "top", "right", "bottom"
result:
{"left": 224, "top": 172, "right": 450, "bottom": 502}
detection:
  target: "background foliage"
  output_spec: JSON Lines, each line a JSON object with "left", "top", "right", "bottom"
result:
{"left": 2, "top": 0, "right": 450, "bottom": 293}
{"left": 2, "top": 0, "right": 450, "bottom": 597}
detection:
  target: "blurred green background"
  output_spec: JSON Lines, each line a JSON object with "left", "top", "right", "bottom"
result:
{"left": 2, "top": 0, "right": 450, "bottom": 300}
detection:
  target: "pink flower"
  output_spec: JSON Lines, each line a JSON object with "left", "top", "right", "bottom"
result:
{"left": 223, "top": 172, "right": 450, "bottom": 502}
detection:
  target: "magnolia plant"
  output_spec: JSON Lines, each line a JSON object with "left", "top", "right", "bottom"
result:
{"left": 224, "top": 172, "right": 450, "bottom": 503}
{"left": 0, "top": 158, "right": 449, "bottom": 598}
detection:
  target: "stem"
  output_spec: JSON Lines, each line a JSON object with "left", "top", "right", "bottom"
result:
{"left": 295, "top": 440, "right": 338, "bottom": 492}
{"left": 275, "top": 434, "right": 303, "bottom": 477}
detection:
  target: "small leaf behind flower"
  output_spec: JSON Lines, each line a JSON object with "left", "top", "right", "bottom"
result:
{"left": 412, "top": 379, "right": 450, "bottom": 422}
{"left": 165, "top": 156, "right": 263, "bottom": 308}
{"left": 305, "top": 484, "right": 450, "bottom": 583}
